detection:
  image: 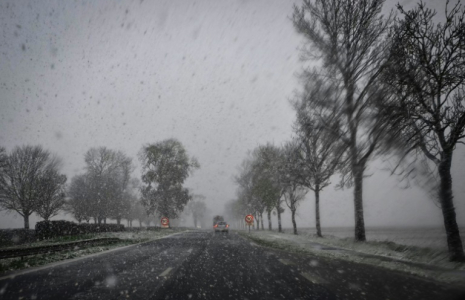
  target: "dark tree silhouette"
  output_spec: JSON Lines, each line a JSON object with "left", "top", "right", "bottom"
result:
{"left": 292, "top": 0, "right": 393, "bottom": 241}
{"left": 383, "top": 1, "right": 465, "bottom": 261}
{"left": 139, "top": 139, "right": 199, "bottom": 221}
{"left": 0, "top": 145, "right": 63, "bottom": 228}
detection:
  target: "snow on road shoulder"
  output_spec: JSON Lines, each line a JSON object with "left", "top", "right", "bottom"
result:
{"left": 239, "top": 230, "right": 465, "bottom": 286}
{"left": 94, "top": 228, "right": 187, "bottom": 242}
{"left": 0, "top": 229, "right": 188, "bottom": 275}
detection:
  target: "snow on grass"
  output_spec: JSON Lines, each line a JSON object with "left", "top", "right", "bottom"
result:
{"left": 91, "top": 228, "right": 184, "bottom": 242}
{"left": 0, "top": 228, "right": 187, "bottom": 274}
{"left": 1, "top": 228, "right": 185, "bottom": 250}
{"left": 239, "top": 230, "right": 465, "bottom": 286}
{"left": 295, "top": 227, "right": 465, "bottom": 251}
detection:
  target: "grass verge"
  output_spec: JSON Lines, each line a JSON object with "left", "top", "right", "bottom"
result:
{"left": 238, "top": 230, "right": 465, "bottom": 287}
{"left": 0, "top": 228, "right": 187, "bottom": 275}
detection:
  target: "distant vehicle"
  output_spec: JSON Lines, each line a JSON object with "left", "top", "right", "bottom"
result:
{"left": 213, "top": 215, "right": 224, "bottom": 225}
{"left": 214, "top": 221, "right": 229, "bottom": 233}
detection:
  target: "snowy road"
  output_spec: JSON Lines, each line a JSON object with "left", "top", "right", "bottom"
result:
{"left": 1, "top": 230, "right": 464, "bottom": 299}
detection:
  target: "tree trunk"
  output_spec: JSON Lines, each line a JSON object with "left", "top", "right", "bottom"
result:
{"left": 116, "top": 217, "right": 121, "bottom": 225}
{"left": 315, "top": 187, "right": 322, "bottom": 237}
{"left": 438, "top": 153, "right": 465, "bottom": 261}
{"left": 291, "top": 208, "right": 297, "bottom": 235}
{"left": 23, "top": 214, "right": 30, "bottom": 229}
{"left": 353, "top": 164, "right": 366, "bottom": 241}
{"left": 260, "top": 212, "right": 264, "bottom": 230}
{"left": 267, "top": 210, "right": 272, "bottom": 230}
{"left": 346, "top": 79, "right": 366, "bottom": 242}
{"left": 277, "top": 205, "right": 282, "bottom": 233}
{"left": 255, "top": 215, "right": 259, "bottom": 230}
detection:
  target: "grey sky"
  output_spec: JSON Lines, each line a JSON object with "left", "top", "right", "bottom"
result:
{"left": 1, "top": 0, "right": 463, "bottom": 229}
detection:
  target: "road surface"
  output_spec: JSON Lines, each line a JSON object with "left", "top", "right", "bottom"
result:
{"left": 1, "top": 230, "right": 464, "bottom": 300}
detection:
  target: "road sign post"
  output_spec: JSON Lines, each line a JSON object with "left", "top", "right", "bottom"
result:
{"left": 245, "top": 214, "right": 254, "bottom": 233}
{"left": 161, "top": 217, "right": 169, "bottom": 228}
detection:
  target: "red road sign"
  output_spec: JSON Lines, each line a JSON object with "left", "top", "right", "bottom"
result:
{"left": 161, "top": 217, "right": 169, "bottom": 227}
{"left": 245, "top": 214, "right": 254, "bottom": 225}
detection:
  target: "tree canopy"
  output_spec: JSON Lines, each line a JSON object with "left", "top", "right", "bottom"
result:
{"left": 139, "top": 139, "right": 199, "bottom": 219}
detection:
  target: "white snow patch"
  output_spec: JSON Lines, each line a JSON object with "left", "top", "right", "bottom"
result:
{"left": 241, "top": 230, "right": 465, "bottom": 286}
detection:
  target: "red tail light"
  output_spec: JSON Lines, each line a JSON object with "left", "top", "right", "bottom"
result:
{"left": 214, "top": 224, "right": 218, "bottom": 228}
{"left": 226, "top": 224, "right": 229, "bottom": 228}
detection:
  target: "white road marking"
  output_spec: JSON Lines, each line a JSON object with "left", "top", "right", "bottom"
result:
{"left": 278, "top": 259, "right": 294, "bottom": 266}
{"left": 187, "top": 248, "right": 193, "bottom": 253}
{"left": 159, "top": 267, "right": 173, "bottom": 277}
{"left": 300, "top": 272, "right": 327, "bottom": 285}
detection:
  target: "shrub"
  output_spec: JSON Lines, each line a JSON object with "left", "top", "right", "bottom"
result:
{"left": 35, "top": 221, "right": 125, "bottom": 239}
{"left": 35, "top": 220, "right": 80, "bottom": 240}
{"left": 0, "top": 229, "right": 36, "bottom": 246}
{"left": 146, "top": 226, "right": 162, "bottom": 231}
{"left": 78, "top": 223, "right": 125, "bottom": 234}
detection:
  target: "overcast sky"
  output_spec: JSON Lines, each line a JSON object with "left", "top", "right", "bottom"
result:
{"left": 1, "top": 0, "right": 463, "bottom": 230}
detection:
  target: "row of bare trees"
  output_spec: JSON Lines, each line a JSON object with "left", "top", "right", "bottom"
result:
{"left": 229, "top": 0, "right": 465, "bottom": 262}
{"left": 230, "top": 143, "right": 310, "bottom": 235}
{"left": 67, "top": 147, "right": 140, "bottom": 225}
{"left": 68, "top": 139, "right": 199, "bottom": 227}
{"left": 1, "top": 139, "right": 199, "bottom": 229}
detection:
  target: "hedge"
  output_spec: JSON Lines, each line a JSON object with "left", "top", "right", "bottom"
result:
{"left": 35, "top": 221, "right": 125, "bottom": 240}
{"left": 0, "top": 229, "right": 36, "bottom": 246}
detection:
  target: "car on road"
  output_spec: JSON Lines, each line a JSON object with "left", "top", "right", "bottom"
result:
{"left": 214, "top": 221, "right": 229, "bottom": 233}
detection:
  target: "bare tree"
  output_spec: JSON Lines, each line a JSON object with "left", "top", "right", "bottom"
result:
{"left": 122, "top": 178, "right": 142, "bottom": 227}
{"left": 35, "top": 157, "right": 67, "bottom": 221}
{"left": 0, "top": 145, "right": 59, "bottom": 228}
{"left": 0, "top": 147, "right": 7, "bottom": 208}
{"left": 281, "top": 142, "right": 309, "bottom": 235}
{"left": 224, "top": 199, "right": 249, "bottom": 229}
{"left": 235, "top": 145, "right": 286, "bottom": 232}
{"left": 382, "top": 1, "right": 465, "bottom": 261}
{"left": 256, "top": 144, "right": 289, "bottom": 232}
{"left": 139, "top": 139, "right": 199, "bottom": 221}
{"left": 0, "top": 147, "right": 6, "bottom": 171}
{"left": 124, "top": 197, "right": 141, "bottom": 228}
{"left": 291, "top": 80, "right": 345, "bottom": 237}
{"left": 235, "top": 157, "right": 262, "bottom": 230}
{"left": 283, "top": 181, "right": 308, "bottom": 235}
{"left": 251, "top": 145, "right": 283, "bottom": 231}
{"left": 292, "top": 0, "right": 394, "bottom": 241}
{"left": 132, "top": 201, "right": 150, "bottom": 227}
{"left": 67, "top": 174, "right": 94, "bottom": 223}
{"left": 84, "top": 147, "right": 134, "bottom": 224}
{"left": 187, "top": 195, "right": 207, "bottom": 228}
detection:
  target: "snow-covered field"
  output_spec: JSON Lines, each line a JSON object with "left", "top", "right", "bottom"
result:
{"left": 289, "top": 226, "right": 465, "bottom": 251}
{"left": 240, "top": 228, "right": 465, "bottom": 286}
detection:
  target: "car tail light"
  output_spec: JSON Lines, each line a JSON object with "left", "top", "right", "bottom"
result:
{"left": 226, "top": 224, "right": 229, "bottom": 228}
{"left": 214, "top": 224, "right": 218, "bottom": 228}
